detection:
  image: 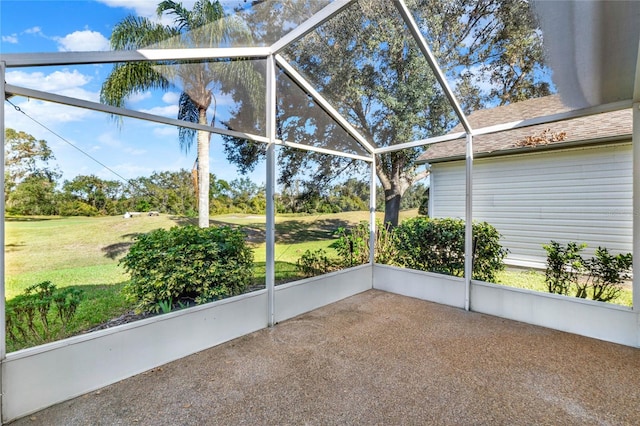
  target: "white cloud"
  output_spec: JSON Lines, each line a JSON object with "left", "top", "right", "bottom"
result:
{"left": 24, "top": 26, "right": 42, "bottom": 35}
{"left": 97, "top": 132, "right": 147, "bottom": 156}
{"left": 6, "top": 69, "right": 91, "bottom": 92}
{"left": 124, "top": 147, "right": 147, "bottom": 156}
{"left": 140, "top": 105, "right": 179, "bottom": 117}
{"left": 6, "top": 69, "right": 101, "bottom": 103}
{"left": 98, "top": 132, "right": 123, "bottom": 148}
{"left": 2, "top": 34, "right": 18, "bottom": 43}
{"left": 55, "top": 30, "right": 110, "bottom": 52}
{"left": 210, "top": 92, "right": 236, "bottom": 107}
{"left": 162, "top": 91, "right": 180, "bottom": 104}
{"left": 153, "top": 126, "right": 178, "bottom": 137}
{"left": 127, "top": 91, "right": 153, "bottom": 103}
{"left": 107, "top": 162, "right": 155, "bottom": 180}
{"left": 6, "top": 98, "right": 96, "bottom": 126}
{"left": 96, "top": 0, "right": 160, "bottom": 19}
{"left": 58, "top": 87, "right": 101, "bottom": 103}
{"left": 96, "top": 0, "right": 197, "bottom": 25}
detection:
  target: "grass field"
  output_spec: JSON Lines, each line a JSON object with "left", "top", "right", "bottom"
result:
{"left": 5, "top": 211, "right": 371, "bottom": 299}
{"left": 4, "top": 209, "right": 632, "bottom": 351}
{"left": 5, "top": 211, "right": 376, "bottom": 350}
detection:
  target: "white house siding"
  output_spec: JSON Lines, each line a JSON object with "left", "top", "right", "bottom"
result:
{"left": 429, "top": 143, "right": 633, "bottom": 269}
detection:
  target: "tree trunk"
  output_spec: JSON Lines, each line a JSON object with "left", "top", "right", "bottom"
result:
{"left": 197, "top": 108, "right": 210, "bottom": 228}
{"left": 384, "top": 188, "right": 401, "bottom": 227}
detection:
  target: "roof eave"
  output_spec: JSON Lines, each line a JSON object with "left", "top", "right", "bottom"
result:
{"left": 419, "top": 134, "right": 632, "bottom": 165}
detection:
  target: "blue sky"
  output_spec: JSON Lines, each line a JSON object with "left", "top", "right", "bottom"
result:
{"left": 1, "top": 0, "right": 265, "bottom": 186}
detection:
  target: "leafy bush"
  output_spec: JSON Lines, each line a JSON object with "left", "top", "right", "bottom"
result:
{"left": 584, "top": 247, "right": 633, "bottom": 302}
{"left": 394, "top": 217, "right": 507, "bottom": 282}
{"left": 296, "top": 248, "right": 339, "bottom": 277}
{"left": 6, "top": 281, "right": 83, "bottom": 350}
{"left": 333, "top": 220, "right": 400, "bottom": 267}
{"left": 120, "top": 225, "right": 254, "bottom": 313}
{"left": 543, "top": 241, "right": 586, "bottom": 296}
{"left": 543, "top": 241, "right": 632, "bottom": 302}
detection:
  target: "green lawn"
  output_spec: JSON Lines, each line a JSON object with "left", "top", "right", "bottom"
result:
{"left": 496, "top": 268, "right": 632, "bottom": 307}
{"left": 5, "top": 211, "right": 374, "bottom": 350}
{"left": 5, "top": 210, "right": 631, "bottom": 352}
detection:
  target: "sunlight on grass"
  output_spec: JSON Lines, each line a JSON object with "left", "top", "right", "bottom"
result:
{"left": 4, "top": 211, "right": 372, "bottom": 348}
{"left": 7, "top": 209, "right": 630, "bottom": 352}
{"left": 5, "top": 264, "right": 128, "bottom": 300}
{"left": 495, "top": 269, "right": 632, "bottom": 307}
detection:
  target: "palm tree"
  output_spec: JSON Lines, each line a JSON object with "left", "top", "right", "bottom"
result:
{"left": 101, "top": 0, "right": 263, "bottom": 227}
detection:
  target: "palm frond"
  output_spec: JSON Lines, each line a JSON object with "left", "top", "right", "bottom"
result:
{"left": 100, "top": 62, "right": 171, "bottom": 108}
{"left": 110, "top": 15, "right": 178, "bottom": 50}
{"left": 177, "top": 93, "right": 199, "bottom": 153}
{"left": 157, "top": 1, "right": 191, "bottom": 32}
{"left": 192, "top": 0, "right": 224, "bottom": 30}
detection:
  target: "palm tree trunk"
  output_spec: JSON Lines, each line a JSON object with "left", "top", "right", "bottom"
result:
{"left": 197, "top": 108, "right": 210, "bottom": 228}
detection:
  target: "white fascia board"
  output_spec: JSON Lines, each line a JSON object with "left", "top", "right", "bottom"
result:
{"left": 275, "top": 54, "right": 376, "bottom": 155}
{"left": 271, "top": 0, "right": 355, "bottom": 53}
{"left": 1, "top": 47, "right": 271, "bottom": 68}
{"left": 377, "top": 98, "right": 634, "bottom": 156}
{"left": 277, "top": 140, "right": 372, "bottom": 163}
{"left": 5, "top": 84, "right": 271, "bottom": 144}
{"left": 394, "top": 0, "right": 473, "bottom": 134}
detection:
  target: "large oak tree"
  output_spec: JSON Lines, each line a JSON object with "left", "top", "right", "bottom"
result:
{"left": 225, "top": 0, "right": 550, "bottom": 226}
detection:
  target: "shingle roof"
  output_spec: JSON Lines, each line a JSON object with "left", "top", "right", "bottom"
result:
{"left": 418, "top": 95, "right": 632, "bottom": 163}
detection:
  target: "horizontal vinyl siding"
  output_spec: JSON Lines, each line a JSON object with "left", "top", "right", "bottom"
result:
{"left": 430, "top": 143, "right": 633, "bottom": 268}
{"left": 430, "top": 162, "right": 466, "bottom": 219}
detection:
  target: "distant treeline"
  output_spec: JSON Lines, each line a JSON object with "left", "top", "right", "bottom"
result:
{"left": 6, "top": 170, "right": 428, "bottom": 217}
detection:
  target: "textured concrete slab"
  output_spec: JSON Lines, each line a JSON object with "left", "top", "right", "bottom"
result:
{"left": 11, "top": 290, "right": 640, "bottom": 425}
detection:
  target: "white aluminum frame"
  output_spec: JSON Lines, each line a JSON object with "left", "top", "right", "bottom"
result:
{"left": 271, "top": 1, "right": 355, "bottom": 53}
{"left": 0, "top": 60, "right": 6, "bottom": 415}
{"left": 275, "top": 55, "right": 376, "bottom": 154}
{"left": 633, "top": 104, "right": 640, "bottom": 312}
{"left": 2, "top": 0, "right": 640, "bottom": 421}
{"left": 6, "top": 83, "right": 271, "bottom": 144}
{"left": 1, "top": 47, "right": 272, "bottom": 67}
{"left": 394, "top": 0, "right": 475, "bottom": 309}
{"left": 266, "top": 55, "right": 277, "bottom": 326}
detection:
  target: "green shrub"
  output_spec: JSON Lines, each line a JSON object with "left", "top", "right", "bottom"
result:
{"left": 394, "top": 217, "right": 507, "bottom": 282}
{"left": 543, "top": 241, "right": 632, "bottom": 303}
{"left": 543, "top": 241, "right": 586, "bottom": 296}
{"left": 296, "top": 248, "right": 339, "bottom": 277}
{"left": 6, "top": 281, "right": 83, "bottom": 351}
{"left": 120, "top": 225, "right": 254, "bottom": 313}
{"left": 584, "top": 247, "right": 633, "bottom": 302}
{"left": 333, "top": 220, "right": 400, "bottom": 267}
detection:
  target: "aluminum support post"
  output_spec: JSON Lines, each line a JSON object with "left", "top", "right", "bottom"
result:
{"left": 1, "top": 60, "right": 6, "bottom": 422}
{"left": 633, "top": 103, "right": 640, "bottom": 315}
{"left": 464, "top": 133, "right": 473, "bottom": 311}
{"left": 370, "top": 157, "right": 377, "bottom": 265}
{"left": 266, "top": 56, "right": 277, "bottom": 326}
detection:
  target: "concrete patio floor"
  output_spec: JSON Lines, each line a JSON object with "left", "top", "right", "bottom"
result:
{"left": 11, "top": 289, "right": 640, "bottom": 425}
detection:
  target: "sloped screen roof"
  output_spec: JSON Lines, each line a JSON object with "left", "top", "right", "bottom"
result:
{"left": 2, "top": 0, "right": 640, "bottom": 157}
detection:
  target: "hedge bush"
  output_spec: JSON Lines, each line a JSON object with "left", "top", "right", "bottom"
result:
{"left": 394, "top": 217, "right": 507, "bottom": 282}
{"left": 296, "top": 248, "right": 339, "bottom": 277}
{"left": 120, "top": 225, "right": 254, "bottom": 313}
{"left": 544, "top": 241, "right": 632, "bottom": 302}
{"left": 543, "top": 240, "right": 585, "bottom": 296}
{"left": 333, "top": 220, "right": 400, "bottom": 267}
